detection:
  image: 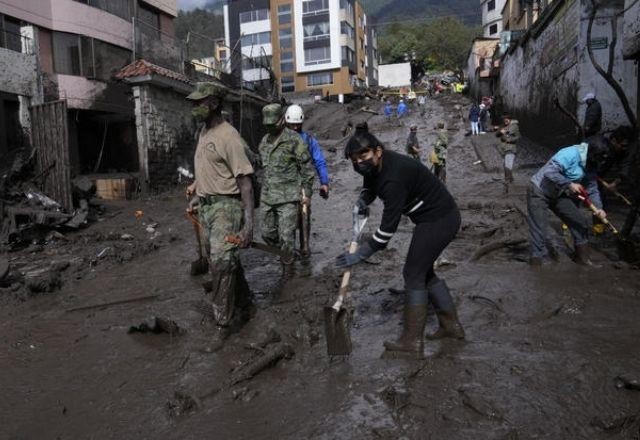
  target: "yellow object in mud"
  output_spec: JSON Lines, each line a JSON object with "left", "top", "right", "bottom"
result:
{"left": 562, "top": 223, "right": 568, "bottom": 230}
{"left": 429, "top": 151, "right": 439, "bottom": 165}
{"left": 592, "top": 223, "right": 605, "bottom": 235}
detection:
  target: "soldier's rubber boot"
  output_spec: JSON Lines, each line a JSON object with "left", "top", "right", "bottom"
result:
{"left": 574, "top": 243, "right": 600, "bottom": 267}
{"left": 383, "top": 289, "right": 428, "bottom": 359}
{"left": 425, "top": 277, "right": 465, "bottom": 340}
{"left": 234, "top": 265, "right": 255, "bottom": 325}
{"left": 273, "top": 255, "right": 295, "bottom": 297}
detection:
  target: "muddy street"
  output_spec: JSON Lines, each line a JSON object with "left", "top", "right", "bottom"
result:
{"left": 2, "top": 96, "right": 640, "bottom": 439}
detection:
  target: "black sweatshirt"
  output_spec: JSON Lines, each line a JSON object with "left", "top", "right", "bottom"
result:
{"left": 360, "top": 150, "right": 457, "bottom": 250}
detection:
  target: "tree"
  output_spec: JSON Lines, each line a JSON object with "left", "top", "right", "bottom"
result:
{"left": 378, "top": 17, "right": 479, "bottom": 72}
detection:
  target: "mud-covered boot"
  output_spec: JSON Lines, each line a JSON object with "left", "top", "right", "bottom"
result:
{"left": 574, "top": 243, "right": 599, "bottom": 267}
{"left": 272, "top": 255, "right": 295, "bottom": 296}
{"left": 426, "top": 310, "right": 465, "bottom": 340}
{"left": 426, "top": 277, "right": 465, "bottom": 340}
{"left": 383, "top": 290, "right": 428, "bottom": 358}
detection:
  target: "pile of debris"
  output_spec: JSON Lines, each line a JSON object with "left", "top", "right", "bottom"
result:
{"left": 1, "top": 150, "right": 94, "bottom": 250}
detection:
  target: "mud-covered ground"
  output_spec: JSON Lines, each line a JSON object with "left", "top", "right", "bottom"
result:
{"left": 2, "top": 95, "right": 640, "bottom": 439}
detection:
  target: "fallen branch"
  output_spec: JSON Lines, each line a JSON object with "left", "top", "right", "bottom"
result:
{"left": 470, "top": 238, "right": 527, "bottom": 262}
{"left": 65, "top": 293, "right": 162, "bottom": 313}
{"left": 230, "top": 342, "right": 294, "bottom": 385}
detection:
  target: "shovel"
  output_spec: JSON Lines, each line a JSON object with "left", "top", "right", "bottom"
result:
{"left": 224, "top": 235, "right": 290, "bottom": 259}
{"left": 324, "top": 206, "right": 368, "bottom": 356}
{"left": 186, "top": 210, "right": 209, "bottom": 276}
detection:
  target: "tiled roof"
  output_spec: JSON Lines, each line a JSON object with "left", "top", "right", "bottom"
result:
{"left": 115, "top": 59, "right": 192, "bottom": 84}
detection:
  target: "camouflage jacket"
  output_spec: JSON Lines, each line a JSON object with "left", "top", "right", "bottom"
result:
{"left": 498, "top": 120, "right": 520, "bottom": 155}
{"left": 259, "top": 127, "right": 315, "bottom": 205}
{"left": 433, "top": 130, "right": 448, "bottom": 161}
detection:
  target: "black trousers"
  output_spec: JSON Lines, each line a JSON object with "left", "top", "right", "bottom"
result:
{"left": 403, "top": 208, "right": 461, "bottom": 291}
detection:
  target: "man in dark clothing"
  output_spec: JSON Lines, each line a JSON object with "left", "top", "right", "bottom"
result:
{"left": 582, "top": 93, "right": 602, "bottom": 137}
{"left": 335, "top": 124, "right": 464, "bottom": 359}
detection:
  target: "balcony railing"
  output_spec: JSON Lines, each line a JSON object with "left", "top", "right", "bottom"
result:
{"left": 303, "top": 34, "right": 330, "bottom": 42}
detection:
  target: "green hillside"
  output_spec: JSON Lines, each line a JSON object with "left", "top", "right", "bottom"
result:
{"left": 365, "top": 0, "right": 481, "bottom": 25}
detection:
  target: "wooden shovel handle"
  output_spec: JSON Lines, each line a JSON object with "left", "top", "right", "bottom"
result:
{"left": 332, "top": 241, "right": 358, "bottom": 310}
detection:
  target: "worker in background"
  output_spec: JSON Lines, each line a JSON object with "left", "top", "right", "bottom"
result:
{"left": 284, "top": 104, "right": 330, "bottom": 262}
{"left": 397, "top": 99, "right": 408, "bottom": 119}
{"left": 384, "top": 100, "right": 394, "bottom": 121}
{"left": 405, "top": 125, "right": 421, "bottom": 161}
{"left": 185, "top": 82, "right": 255, "bottom": 342}
{"left": 336, "top": 123, "right": 464, "bottom": 359}
{"left": 258, "top": 104, "right": 315, "bottom": 290}
{"left": 431, "top": 122, "right": 448, "bottom": 184}
{"left": 497, "top": 115, "right": 520, "bottom": 193}
{"left": 582, "top": 92, "right": 602, "bottom": 138}
{"left": 526, "top": 135, "right": 627, "bottom": 266}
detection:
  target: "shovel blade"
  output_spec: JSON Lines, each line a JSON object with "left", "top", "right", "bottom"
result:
{"left": 190, "top": 258, "right": 209, "bottom": 276}
{"left": 323, "top": 305, "right": 352, "bottom": 356}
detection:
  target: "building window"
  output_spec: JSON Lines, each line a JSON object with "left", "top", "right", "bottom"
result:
{"left": 241, "top": 31, "right": 271, "bottom": 47}
{"left": 489, "top": 23, "right": 498, "bottom": 35}
{"left": 280, "top": 51, "right": 294, "bottom": 73}
{"left": 73, "top": 0, "right": 133, "bottom": 21}
{"left": 219, "top": 49, "right": 227, "bottom": 61}
{"left": 307, "top": 72, "right": 333, "bottom": 86}
{"left": 0, "top": 14, "right": 23, "bottom": 53}
{"left": 137, "top": 1, "right": 160, "bottom": 37}
{"left": 304, "top": 46, "right": 331, "bottom": 65}
{"left": 303, "top": 21, "right": 330, "bottom": 42}
{"left": 340, "top": 0, "right": 354, "bottom": 17}
{"left": 340, "top": 21, "right": 355, "bottom": 40}
{"left": 280, "top": 61, "right": 294, "bottom": 72}
{"left": 282, "top": 76, "right": 295, "bottom": 92}
{"left": 303, "top": 0, "right": 329, "bottom": 16}
{"left": 487, "top": 0, "right": 496, "bottom": 11}
{"left": 239, "top": 8, "right": 269, "bottom": 24}
{"left": 279, "top": 28, "right": 292, "bottom": 49}
{"left": 242, "top": 55, "right": 271, "bottom": 70}
{"left": 341, "top": 46, "right": 355, "bottom": 63}
{"left": 278, "top": 4, "right": 291, "bottom": 24}
{"left": 52, "top": 31, "right": 130, "bottom": 80}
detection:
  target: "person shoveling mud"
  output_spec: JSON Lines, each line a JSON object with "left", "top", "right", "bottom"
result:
{"left": 335, "top": 123, "right": 464, "bottom": 359}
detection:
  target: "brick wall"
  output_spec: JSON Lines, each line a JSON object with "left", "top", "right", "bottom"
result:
{"left": 133, "top": 84, "right": 196, "bottom": 189}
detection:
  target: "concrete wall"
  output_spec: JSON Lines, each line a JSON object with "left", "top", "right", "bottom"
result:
{"left": 622, "top": 0, "right": 640, "bottom": 59}
{"left": 56, "top": 75, "right": 132, "bottom": 114}
{"left": 0, "top": 48, "right": 40, "bottom": 98}
{"left": 132, "top": 84, "right": 195, "bottom": 186}
{"left": 576, "top": 1, "right": 638, "bottom": 131}
{"left": 498, "top": 0, "right": 637, "bottom": 146}
{"left": 378, "top": 63, "right": 411, "bottom": 88}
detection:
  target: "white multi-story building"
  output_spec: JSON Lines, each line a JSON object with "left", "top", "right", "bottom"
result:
{"left": 481, "top": 0, "right": 507, "bottom": 37}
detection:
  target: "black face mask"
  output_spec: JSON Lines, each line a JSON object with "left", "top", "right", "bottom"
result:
{"left": 353, "top": 158, "right": 377, "bottom": 177}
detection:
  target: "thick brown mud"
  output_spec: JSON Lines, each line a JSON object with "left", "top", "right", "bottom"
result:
{"left": 1, "top": 95, "right": 640, "bottom": 439}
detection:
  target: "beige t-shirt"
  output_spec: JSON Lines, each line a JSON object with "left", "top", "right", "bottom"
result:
{"left": 194, "top": 121, "right": 254, "bottom": 196}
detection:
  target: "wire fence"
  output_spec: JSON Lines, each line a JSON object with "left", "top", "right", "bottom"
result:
{"left": 133, "top": 18, "right": 277, "bottom": 98}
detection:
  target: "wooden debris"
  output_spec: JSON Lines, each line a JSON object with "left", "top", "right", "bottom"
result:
{"left": 230, "top": 342, "right": 294, "bottom": 385}
{"left": 470, "top": 238, "right": 527, "bottom": 262}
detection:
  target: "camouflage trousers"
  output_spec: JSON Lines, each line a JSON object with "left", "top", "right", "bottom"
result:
{"left": 261, "top": 201, "right": 298, "bottom": 259}
{"left": 198, "top": 195, "right": 244, "bottom": 271}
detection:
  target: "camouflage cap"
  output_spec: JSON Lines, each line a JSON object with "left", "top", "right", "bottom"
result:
{"left": 262, "top": 103, "right": 283, "bottom": 125}
{"left": 186, "top": 82, "right": 228, "bottom": 101}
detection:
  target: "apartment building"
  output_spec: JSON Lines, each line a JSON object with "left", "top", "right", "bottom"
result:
{"left": 481, "top": 0, "right": 506, "bottom": 37}
{"left": 0, "top": 0, "right": 177, "bottom": 175}
{"left": 225, "top": 0, "right": 377, "bottom": 97}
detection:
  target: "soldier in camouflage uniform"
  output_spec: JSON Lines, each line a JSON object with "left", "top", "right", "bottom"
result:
{"left": 431, "top": 122, "right": 448, "bottom": 184}
{"left": 258, "top": 104, "right": 314, "bottom": 285}
{"left": 185, "top": 82, "right": 255, "bottom": 342}
{"left": 497, "top": 115, "right": 520, "bottom": 193}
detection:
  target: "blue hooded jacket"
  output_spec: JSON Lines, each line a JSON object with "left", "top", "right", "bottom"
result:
{"left": 397, "top": 102, "right": 408, "bottom": 116}
{"left": 384, "top": 104, "right": 394, "bottom": 116}
{"left": 531, "top": 143, "right": 602, "bottom": 207}
{"left": 300, "top": 131, "right": 330, "bottom": 186}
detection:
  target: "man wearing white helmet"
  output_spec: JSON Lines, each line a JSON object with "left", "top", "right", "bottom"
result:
{"left": 285, "top": 104, "right": 330, "bottom": 263}
{"left": 284, "top": 105, "right": 330, "bottom": 199}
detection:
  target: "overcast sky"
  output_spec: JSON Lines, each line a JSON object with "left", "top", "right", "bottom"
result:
{"left": 177, "top": 0, "right": 210, "bottom": 10}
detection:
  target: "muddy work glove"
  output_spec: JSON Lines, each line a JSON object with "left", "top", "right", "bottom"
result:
{"left": 335, "top": 242, "right": 376, "bottom": 268}
{"left": 355, "top": 198, "right": 370, "bottom": 218}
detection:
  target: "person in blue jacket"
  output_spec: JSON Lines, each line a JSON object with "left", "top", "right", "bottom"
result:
{"left": 526, "top": 135, "right": 623, "bottom": 266}
{"left": 285, "top": 104, "right": 330, "bottom": 260}
{"left": 384, "top": 100, "right": 394, "bottom": 121}
{"left": 397, "top": 99, "right": 408, "bottom": 119}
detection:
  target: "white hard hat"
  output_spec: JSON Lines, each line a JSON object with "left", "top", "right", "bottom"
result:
{"left": 582, "top": 92, "right": 596, "bottom": 102}
{"left": 285, "top": 104, "right": 304, "bottom": 124}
